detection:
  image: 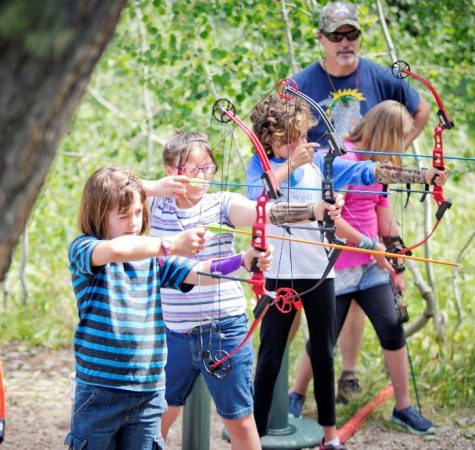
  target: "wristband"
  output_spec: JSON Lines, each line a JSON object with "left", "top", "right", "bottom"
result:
{"left": 357, "top": 235, "right": 377, "bottom": 250}
{"left": 158, "top": 238, "right": 172, "bottom": 268}
{"left": 161, "top": 238, "right": 172, "bottom": 255}
{"left": 209, "top": 253, "right": 243, "bottom": 275}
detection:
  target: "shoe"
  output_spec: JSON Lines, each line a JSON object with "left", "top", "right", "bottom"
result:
{"left": 319, "top": 438, "right": 347, "bottom": 449}
{"left": 391, "top": 405, "right": 435, "bottom": 435}
{"left": 336, "top": 372, "right": 361, "bottom": 404}
{"left": 288, "top": 391, "right": 305, "bottom": 418}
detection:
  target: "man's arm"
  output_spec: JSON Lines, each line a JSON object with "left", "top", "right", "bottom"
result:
{"left": 404, "top": 96, "right": 430, "bottom": 148}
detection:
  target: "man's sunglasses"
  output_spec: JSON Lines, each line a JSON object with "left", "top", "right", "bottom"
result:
{"left": 322, "top": 29, "right": 361, "bottom": 43}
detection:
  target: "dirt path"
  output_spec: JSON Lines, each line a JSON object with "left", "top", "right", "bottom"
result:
{"left": 1, "top": 343, "right": 473, "bottom": 449}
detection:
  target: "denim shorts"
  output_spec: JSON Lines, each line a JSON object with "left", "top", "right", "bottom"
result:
{"left": 335, "top": 262, "right": 390, "bottom": 296}
{"left": 65, "top": 381, "right": 166, "bottom": 450}
{"left": 165, "top": 313, "right": 254, "bottom": 420}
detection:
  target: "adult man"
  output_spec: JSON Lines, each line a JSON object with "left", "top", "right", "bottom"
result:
{"left": 287, "top": 1, "right": 431, "bottom": 445}
{"left": 293, "top": 1, "right": 429, "bottom": 147}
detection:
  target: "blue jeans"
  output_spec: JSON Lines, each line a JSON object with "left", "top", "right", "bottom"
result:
{"left": 65, "top": 381, "right": 166, "bottom": 450}
{"left": 165, "top": 313, "right": 254, "bottom": 420}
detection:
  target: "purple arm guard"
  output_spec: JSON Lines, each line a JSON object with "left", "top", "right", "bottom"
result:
{"left": 209, "top": 253, "right": 244, "bottom": 275}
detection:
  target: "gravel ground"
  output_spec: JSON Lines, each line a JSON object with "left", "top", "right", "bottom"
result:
{"left": 1, "top": 342, "right": 474, "bottom": 449}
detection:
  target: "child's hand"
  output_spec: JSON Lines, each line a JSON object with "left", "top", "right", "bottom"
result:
{"left": 373, "top": 242, "right": 393, "bottom": 270}
{"left": 242, "top": 245, "right": 273, "bottom": 272}
{"left": 156, "top": 175, "right": 189, "bottom": 198}
{"left": 171, "top": 226, "right": 206, "bottom": 256}
{"left": 289, "top": 143, "right": 319, "bottom": 170}
{"left": 425, "top": 167, "right": 449, "bottom": 186}
{"left": 312, "top": 193, "right": 345, "bottom": 221}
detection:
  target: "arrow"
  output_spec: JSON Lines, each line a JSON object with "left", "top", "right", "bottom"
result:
{"left": 188, "top": 178, "right": 392, "bottom": 196}
{"left": 205, "top": 224, "right": 458, "bottom": 268}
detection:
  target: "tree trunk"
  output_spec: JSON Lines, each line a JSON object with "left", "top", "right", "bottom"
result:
{"left": 0, "top": 0, "right": 127, "bottom": 281}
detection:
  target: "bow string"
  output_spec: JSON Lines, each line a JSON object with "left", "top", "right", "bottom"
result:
{"left": 200, "top": 98, "right": 299, "bottom": 378}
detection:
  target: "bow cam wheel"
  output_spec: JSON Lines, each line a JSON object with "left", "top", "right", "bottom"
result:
{"left": 391, "top": 60, "right": 410, "bottom": 79}
{"left": 212, "top": 99, "right": 236, "bottom": 124}
{"left": 274, "top": 287, "right": 302, "bottom": 314}
{"left": 202, "top": 350, "right": 232, "bottom": 379}
{"left": 276, "top": 78, "right": 298, "bottom": 101}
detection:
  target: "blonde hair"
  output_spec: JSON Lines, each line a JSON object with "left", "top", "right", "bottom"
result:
{"left": 346, "top": 100, "right": 414, "bottom": 164}
{"left": 78, "top": 167, "right": 149, "bottom": 239}
{"left": 251, "top": 94, "right": 317, "bottom": 156}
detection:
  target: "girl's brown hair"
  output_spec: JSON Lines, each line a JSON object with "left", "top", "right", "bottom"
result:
{"left": 346, "top": 100, "right": 414, "bottom": 164}
{"left": 78, "top": 167, "right": 149, "bottom": 239}
{"left": 162, "top": 131, "right": 217, "bottom": 169}
{"left": 251, "top": 94, "right": 317, "bottom": 156}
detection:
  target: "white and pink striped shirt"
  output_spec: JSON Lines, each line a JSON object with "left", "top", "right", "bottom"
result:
{"left": 150, "top": 192, "right": 246, "bottom": 332}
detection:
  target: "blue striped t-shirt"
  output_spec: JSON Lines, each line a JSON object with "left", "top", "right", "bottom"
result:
{"left": 68, "top": 234, "right": 196, "bottom": 391}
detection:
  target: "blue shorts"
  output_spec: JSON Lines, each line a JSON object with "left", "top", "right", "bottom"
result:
{"left": 335, "top": 263, "right": 389, "bottom": 296}
{"left": 165, "top": 314, "right": 254, "bottom": 420}
{"left": 65, "top": 381, "right": 166, "bottom": 450}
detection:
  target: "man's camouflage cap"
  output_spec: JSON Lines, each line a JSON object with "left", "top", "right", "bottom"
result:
{"left": 319, "top": 2, "right": 360, "bottom": 33}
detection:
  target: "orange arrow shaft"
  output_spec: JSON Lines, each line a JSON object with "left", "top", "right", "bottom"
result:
{"left": 206, "top": 225, "right": 457, "bottom": 267}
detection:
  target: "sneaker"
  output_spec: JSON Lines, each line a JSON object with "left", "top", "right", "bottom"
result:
{"left": 319, "top": 438, "right": 347, "bottom": 449}
{"left": 336, "top": 372, "right": 361, "bottom": 404}
{"left": 288, "top": 391, "right": 305, "bottom": 418}
{"left": 391, "top": 405, "right": 435, "bottom": 435}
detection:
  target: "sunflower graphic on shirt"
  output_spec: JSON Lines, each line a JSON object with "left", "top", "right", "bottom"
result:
{"left": 326, "top": 89, "right": 366, "bottom": 141}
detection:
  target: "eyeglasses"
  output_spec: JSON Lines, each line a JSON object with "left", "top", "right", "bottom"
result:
{"left": 322, "top": 29, "right": 361, "bottom": 43}
{"left": 178, "top": 163, "right": 218, "bottom": 177}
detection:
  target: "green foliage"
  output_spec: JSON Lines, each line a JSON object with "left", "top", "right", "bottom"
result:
{"left": 1, "top": 0, "right": 474, "bottom": 421}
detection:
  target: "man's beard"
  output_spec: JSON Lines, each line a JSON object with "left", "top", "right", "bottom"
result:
{"left": 336, "top": 52, "right": 357, "bottom": 68}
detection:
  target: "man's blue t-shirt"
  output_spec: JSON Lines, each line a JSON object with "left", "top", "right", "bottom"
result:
{"left": 292, "top": 57, "right": 420, "bottom": 146}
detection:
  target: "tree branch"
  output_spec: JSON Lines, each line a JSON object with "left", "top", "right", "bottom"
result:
{"left": 134, "top": 2, "right": 155, "bottom": 172}
{"left": 451, "top": 230, "right": 475, "bottom": 325}
{"left": 280, "top": 0, "right": 298, "bottom": 74}
{"left": 87, "top": 86, "right": 167, "bottom": 146}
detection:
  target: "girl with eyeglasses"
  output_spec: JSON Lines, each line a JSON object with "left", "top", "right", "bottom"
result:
{"left": 143, "top": 131, "right": 343, "bottom": 449}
